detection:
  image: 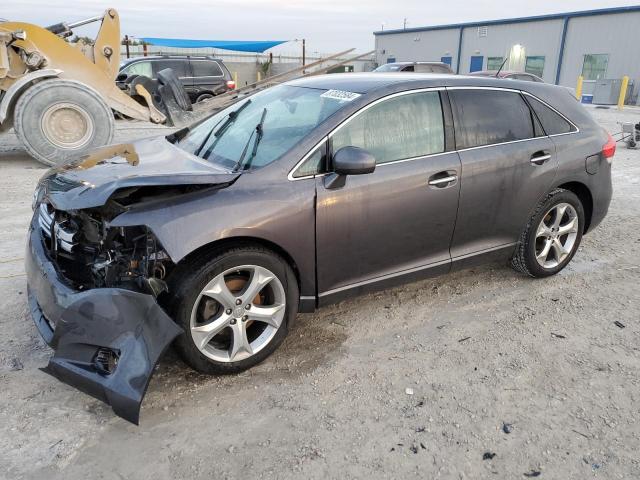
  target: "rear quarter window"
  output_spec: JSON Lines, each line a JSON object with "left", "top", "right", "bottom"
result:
{"left": 449, "top": 89, "right": 535, "bottom": 149}
{"left": 191, "top": 60, "right": 224, "bottom": 77}
{"left": 153, "top": 59, "right": 189, "bottom": 77}
{"left": 525, "top": 95, "right": 576, "bottom": 135}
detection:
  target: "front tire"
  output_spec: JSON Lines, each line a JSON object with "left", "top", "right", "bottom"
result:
{"left": 168, "top": 246, "right": 299, "bottom": 374}
{"left": 511, "top": 188, "right": 585, "bottom": 277}
{"left": 13, "top": 79, "right": 115, "bottom": 167}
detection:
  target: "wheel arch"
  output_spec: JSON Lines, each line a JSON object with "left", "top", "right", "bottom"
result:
{"left": 556, "top": 181, "right": 593, "bottom": 233}
{"left": 0, "top": 68, "right": 63, "bottom": 127}
{"left": 174, "top": 235, "right": 303, "bottom": 300}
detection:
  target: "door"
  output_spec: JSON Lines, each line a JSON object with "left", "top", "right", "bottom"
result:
{"left": 315, "top": 90, "right": 461, "bottom": 299}
{"left": 447, "top": 88, "right": 558, "bottom": 258}
{"left": 469, "top": 56, "right": 484, "bottom": 72}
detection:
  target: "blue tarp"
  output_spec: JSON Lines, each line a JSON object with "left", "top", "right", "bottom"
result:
{"left": 140, "top": 38, "right": 287, "bottom": 53}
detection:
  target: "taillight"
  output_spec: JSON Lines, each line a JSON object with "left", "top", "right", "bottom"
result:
{"left": 602, "top": 133, "right": 616, "bottom": 163}
{"left": 226, "top": 80, "right": 236, "bottom": 90}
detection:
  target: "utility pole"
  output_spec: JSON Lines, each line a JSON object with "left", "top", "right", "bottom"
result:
{"left": 302, "top": 38, "right": 306, "bottom": 73}
{"left": 403, "top": 18, "right": 407, "bottom": 29}
{"left": 124, "top": 34, "right": 130, "bottom": 59}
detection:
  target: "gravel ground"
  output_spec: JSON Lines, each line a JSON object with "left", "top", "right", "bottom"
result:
{"left": 0, "top": 107, "right": 639, "bottom": 480}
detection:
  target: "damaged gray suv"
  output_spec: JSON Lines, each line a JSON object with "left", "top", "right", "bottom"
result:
{"left": 26, "top": 73, "right": 614, "bottom": 423}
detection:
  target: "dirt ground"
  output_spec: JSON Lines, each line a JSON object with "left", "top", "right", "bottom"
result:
{"left": 0, "top": 107, "right": 639, "bottom": 480}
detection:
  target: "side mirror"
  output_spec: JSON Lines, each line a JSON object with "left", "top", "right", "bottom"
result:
{"left": 333, "top": 146, "right": 376, "bottom": 175}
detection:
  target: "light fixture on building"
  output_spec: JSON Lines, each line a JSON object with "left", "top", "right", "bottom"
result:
{"left": 508, "top": 43, "right": 526, "bottom": 71}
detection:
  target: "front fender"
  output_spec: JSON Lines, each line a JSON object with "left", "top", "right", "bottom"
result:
{"left": 0, "top": 68, "right": 62, "bottom": 125}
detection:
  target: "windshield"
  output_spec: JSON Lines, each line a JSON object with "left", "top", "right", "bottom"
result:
{"left": 176, "top": 85, "right": 354, "bottom": 171}
{"left": 374, "top": 64, "right": 404, "bottom": 72}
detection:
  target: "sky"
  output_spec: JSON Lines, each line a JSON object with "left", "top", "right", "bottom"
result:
{"left": 3, "top": 0, "right": 639, "bottom": 55}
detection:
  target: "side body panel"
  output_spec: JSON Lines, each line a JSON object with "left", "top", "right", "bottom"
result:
{"left": 110, "top": 172, "right": 318, "bottom": 301}
{"left": 316, "top": 150, "right": 461, "bottom": 302}
{"left": 189, "top": 59, "right": 228, "bottom": 98}
{"left": 450, "top": 137, "right": 558, "bottom": 258}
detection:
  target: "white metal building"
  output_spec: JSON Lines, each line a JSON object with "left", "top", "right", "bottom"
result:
{"left": 374, "top": 6, "right": 640, "bottom": 101}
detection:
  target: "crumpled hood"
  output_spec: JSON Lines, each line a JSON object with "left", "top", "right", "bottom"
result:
{"left": 39, "top": 136, "right": 240, "bottom": 210}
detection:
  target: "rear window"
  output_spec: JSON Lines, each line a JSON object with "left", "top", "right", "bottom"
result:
{"left": 191, "top": 60, "right": 224, "bottom": 77}
{"left": 415, "top": 64, "right": 450, "bottom": 74}
{"left": 450, "top": 89, "right": 535, "bottom": 149}
{"left": 525, "top": 95, "right": 575, "bottom": 135}
{"left": 373, "top": 64, "right": 404, "bottom": 72}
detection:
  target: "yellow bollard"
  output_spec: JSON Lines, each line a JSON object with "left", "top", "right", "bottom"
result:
{"left": 617, "top": 75, "right": 629, "bottom": 110}
{"left": 233, "top": 71, "right": 238, "bottom": 87}
{"left": 257, "top": 71, "right": 262, "bottom": 82}
{"left": 575, "top": 75, "right": 583, "bottom": 101}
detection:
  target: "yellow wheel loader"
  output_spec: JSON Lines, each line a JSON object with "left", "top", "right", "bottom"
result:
{"left": 0, "top": 9, "right": 372, "bottom": 166}
{"left": 0, "top": 9, "right": 169, "bottom": 166}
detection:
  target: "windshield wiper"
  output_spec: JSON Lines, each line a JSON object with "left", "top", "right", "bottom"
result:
{"left": 196, "top": 99, "right": 252, "bottom": 157}
{"left": 233, "top": 107, "right": 268, "bottom": 172}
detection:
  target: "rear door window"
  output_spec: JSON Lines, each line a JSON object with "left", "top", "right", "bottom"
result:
{"left": 525, "top": 95, "right": 576, "bottom": 135}
{"left": 152, "top": 59, "right": 189, "bottom": 78}
{"left": 449, "top": 89, "right": 535, "bottom": 149}
{"left": 191, "top": 60, "right": 224, "bottom": 77}
{"left": 331, "top": 91, "right": 445, "bottom": 164}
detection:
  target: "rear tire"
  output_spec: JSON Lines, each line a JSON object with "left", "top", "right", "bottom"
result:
{"left": 511, "top": 188, "right": 584, "bottom": 277}
{"left": 13, "top": 79, "right": 115, "bottom": 167}
{"left": 195, "top": 92, "right": 215, "bottom": 103}
{"left": 166, "top": 245, "right": 298, "bottom": 374}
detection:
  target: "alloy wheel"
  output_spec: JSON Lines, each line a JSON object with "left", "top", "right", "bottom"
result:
{"left": 189, "top": 265, "right": 286, "bottom": 362}
{"left": 534, "top": 202, "right": 579, "bottom": 269}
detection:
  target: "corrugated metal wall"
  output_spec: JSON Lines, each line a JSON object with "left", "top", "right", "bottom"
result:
{"left": 374, "top": 10, "right": 640, "bottom": 100}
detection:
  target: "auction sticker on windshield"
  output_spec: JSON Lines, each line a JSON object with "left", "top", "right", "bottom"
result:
{"left": 320, "top": 89, "right": 361, "bottom": 102}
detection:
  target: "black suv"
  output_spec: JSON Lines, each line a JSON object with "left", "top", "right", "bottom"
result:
{"left": 119, "top": 55, "right": 236, "bottom": 103}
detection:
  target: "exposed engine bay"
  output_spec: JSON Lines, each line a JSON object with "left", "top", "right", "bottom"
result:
{"left": 37, "top": 195, "right": 174, "bottom": 297}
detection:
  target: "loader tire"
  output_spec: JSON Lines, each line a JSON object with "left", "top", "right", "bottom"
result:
{"left": 13, "top": 79, "right": 115, "bottom": 167}
{"left": 157, "top": 68, "right": 192, "bottom": 111}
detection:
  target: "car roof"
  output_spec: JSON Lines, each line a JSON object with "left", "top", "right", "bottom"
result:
{"left": 286, "top": 72, "right": 547, "bottom": 94}
{"left": 387, "top": 61, "right": 449, "bottom": 66}
{"left": 121, "top": 55, "right": 224, "bottom": 64}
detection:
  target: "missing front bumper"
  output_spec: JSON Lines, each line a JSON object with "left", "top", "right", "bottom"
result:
{"left": 25, "top": 221, "right": 182, "bottom": 424}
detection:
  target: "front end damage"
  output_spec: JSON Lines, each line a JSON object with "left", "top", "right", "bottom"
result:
{"left": 25, "top": 137, "right": 240, "bottom": 423}
{"left": 26, "top": 187, "right": 190, "bottom": 424}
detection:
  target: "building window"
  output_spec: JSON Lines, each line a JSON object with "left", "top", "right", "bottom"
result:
{"left": 582, "top": 54, "right": 608, "bottom": 80}
{"left": 487, "top": 57, "right": 504, "bottom": 71}
{"left": 525, "top": 56, "right": 545, "bottom": 78}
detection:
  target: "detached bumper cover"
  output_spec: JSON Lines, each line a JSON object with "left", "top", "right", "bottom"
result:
{"left": 25, "top": 219, "right": 182, "bottom": 424}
